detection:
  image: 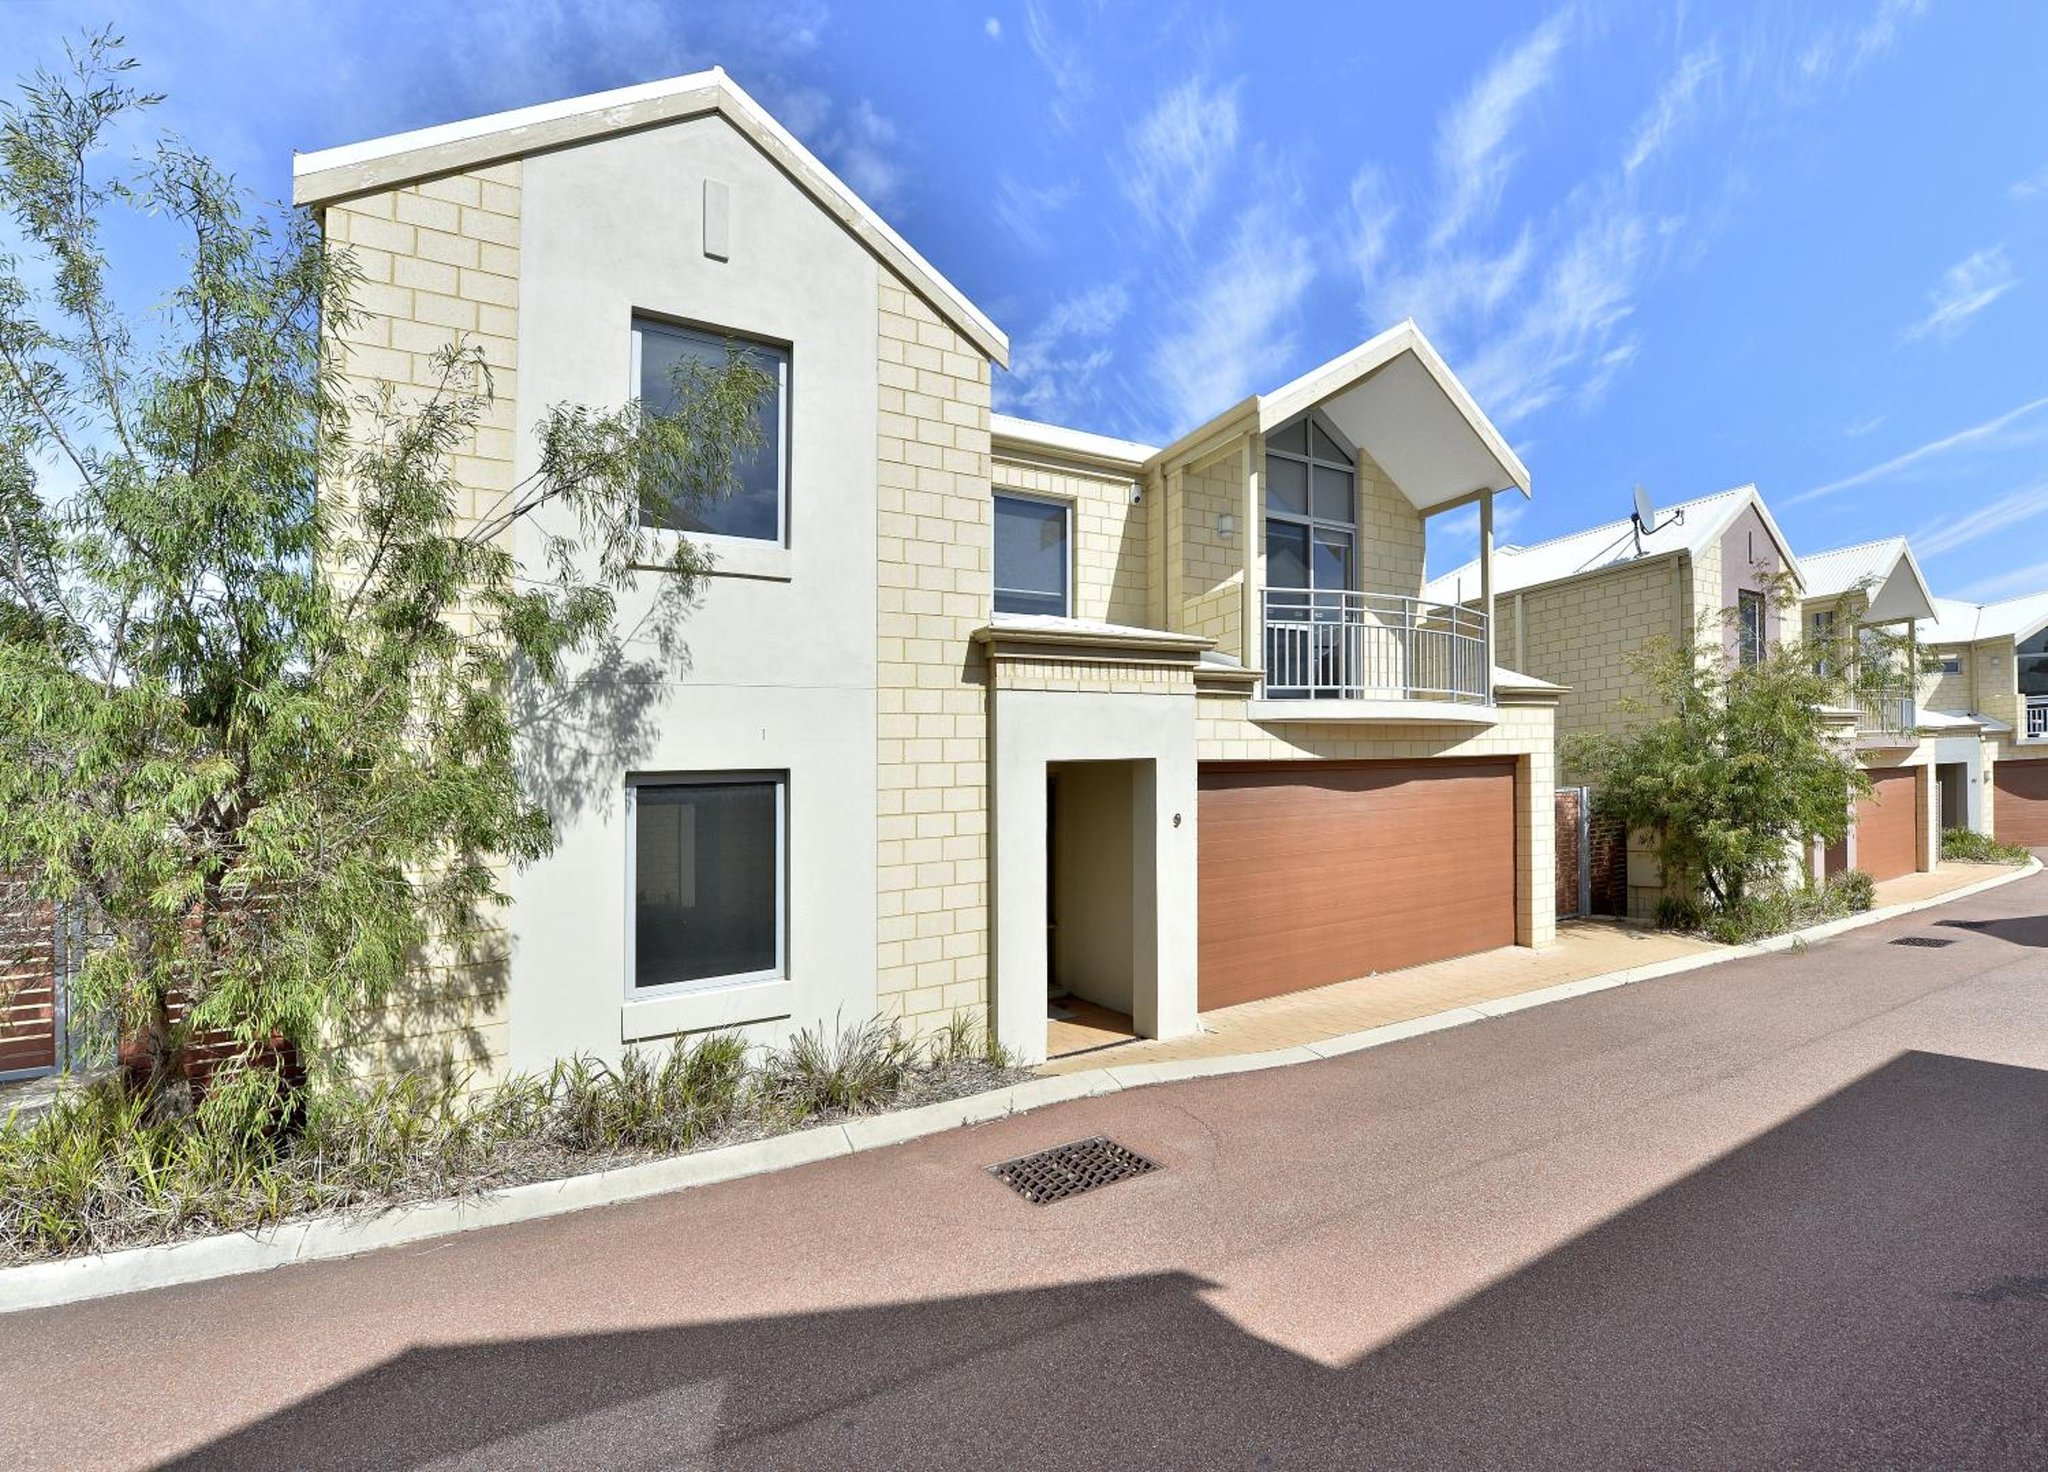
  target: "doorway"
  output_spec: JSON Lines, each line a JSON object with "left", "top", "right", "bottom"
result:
{"left": 1045, "top": 761, "right": 1144, "bottom": 1059}
{"left": 1938, "top": 762, "right": 1968, "bottom": 834}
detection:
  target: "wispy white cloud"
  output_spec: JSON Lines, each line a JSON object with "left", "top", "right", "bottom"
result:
{"left": 1959, "top": 557, "right": 2048, "bottom": 603}
{"left": 1789, "top": 394, "right": 2048, "bottom": 506}
{"left": 1150, "top": 205, "right": 1314, "bottom": 432}
{"left": 1844, "top": 414, "right": 1885, "bottom": 437}
{"left": 1798, "top": 0, "right": 1928, "bottom": 84}
{"left": 992, "top": 176, "right": 1079, "bottom": 254}
{"left": 1429, "top": 9, "right": 1573, "bottom": 249}
{"left": 984, "top": 16, "right": 1002, "bottom": 41}
{"left": 1122, "top": 74, "right": 1242, "bottom": 239}
{"left": 1023, "top": 1, "right": 1094, "bottom": 132}
{"left": 1913, "top": 480, "right": 2048, "bottom": 559}
{"left": 999, "top": 282, "right": 1132, "bottom": 424}
{"left": 2013, "top": 163, "right": 2048, "bottom": 201}
{"left": 1900, "top": 246, "right": 2018, "bottom": 345}
{"left": 1624, "top": 40, "right": 1720, "bottom": 176}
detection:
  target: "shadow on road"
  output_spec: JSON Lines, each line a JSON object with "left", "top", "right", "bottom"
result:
{"left": 164, "top": 1051, "right": 2048, "bottom": 1470}
{"left": 1937, "top": 913, "right": 2048, "bottom": 947}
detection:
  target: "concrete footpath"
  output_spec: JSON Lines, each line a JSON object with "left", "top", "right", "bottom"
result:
{"left": 7, "top": 866, "right": 2048, "bottom": 1469}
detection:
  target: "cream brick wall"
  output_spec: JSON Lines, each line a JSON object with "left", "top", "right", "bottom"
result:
{"left": 321, "top": 163, "right": 524, "bottom": 1085}
{"left": 1194, "top": 695, "right": 1559, "bottom": 948}
{"left": 992, "top": 656, "right": 1192, "bottom": 695}
{"left": 991, "top": 454, "right": 1148, "bottom": 626}
{"left": 1180, "top": 451, "right": 1244, "bottom": 658}
{"left": 1498, "top": 557, "right": 1684, "bottom": 753}
{"left": 1354, "top": 446, "right": 1427, "bottom": 600}
{"left": 876, "top": 267, "right": 993, "bottom": 1034}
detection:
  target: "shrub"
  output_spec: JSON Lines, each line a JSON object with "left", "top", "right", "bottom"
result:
{"left": 1, "top": 1011, "right": 1023, "bottom": 1264}
{"left": 1825, "top": 868, "right": 1876, "bottom": 914}
{"left": 1941, "top": 828, "right": 2033, "bottom": 865}
{"left": 1655, "top": 895, "right": 1704, "bottom": 932}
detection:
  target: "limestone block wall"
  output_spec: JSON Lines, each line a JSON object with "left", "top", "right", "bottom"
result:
{"left": 320, "top": 163, "right": 524, "bottom": 1084}
{"left": 1355, "top": 446, "right": 1426, "bottom": 601}
{"left": 1181, "top": 452, "right": 1244, "bottom": 660}
{"left": 1498, "top": 557, "right": 1685, "bottom": 753}
{"left": 1193, "top": 697, "right": 1559, "bottom": 949}
{"left": 991, "top": 453, "right": 1149, "bottom": 627}
{"left": 875, "top": 267, "right": 993, "bottom": 1035}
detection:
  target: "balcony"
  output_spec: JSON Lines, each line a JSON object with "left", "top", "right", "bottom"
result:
{"left": 1856, "top": 687, "right": 1917, "bottom": 745}
{"left": 2027, "top": 695, "right": 2048, "bottom": 741}
{"left": 1262, "top": 590, "right": 1489, "bottom": 704}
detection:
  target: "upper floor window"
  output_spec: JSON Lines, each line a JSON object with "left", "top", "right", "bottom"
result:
{"left": 1737, "top": 588, "right": 1766, "bottom": 667}
{"left": 993, "top": 493, "right": 1070, "bottom": 617}
{"left": 1807, "top": 608, "right": 1836, "bottom": 675}
{"left": 1265, "top": 415, "right": 1355, "bottom": 597}
{"left": 633, "top": 317, "right": 789, "bottom": 543}
{"left": 2019, "top": 627, "right": 2048, "bottom": 697}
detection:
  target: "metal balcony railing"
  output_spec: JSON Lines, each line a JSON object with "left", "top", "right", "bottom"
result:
{"left": 1262, "top": 590, "right": 1489, "bottom": 703}
{"left": 1858, "top": 687, "right": 1916, "bottom": 741}
{"left": 2027, "top": 694, "right": 2048, "bottom": 741}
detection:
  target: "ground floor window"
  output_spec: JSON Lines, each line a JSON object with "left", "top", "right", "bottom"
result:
{"left": 631, "top": 776, "right": 785, "bottom": 991}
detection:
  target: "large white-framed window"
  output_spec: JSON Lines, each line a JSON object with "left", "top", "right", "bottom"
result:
{"left": 993, "top": 491, "right": 1071, "bottom": 617}
{"left": 632, "top": 316, "right": 791, "bottom": 544}
{"left": 1737, "top": 588, "right": 1767, "bottom": 667}
{"left": 1807, "top": 608, "right": 1837, "bottom": 676}
{"left": 1264, "top": 413, "right": 1357, "bottom": 602}
{"left": 2019, "top": 628, "right": 2048, "bottom": 698}
{"left": 627, "top": 773, "right": 787, "bottom": 996}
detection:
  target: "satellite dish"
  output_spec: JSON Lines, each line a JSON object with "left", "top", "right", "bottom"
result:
{"left": 1629, "top": 483, "right": 1684, "bottom": 553}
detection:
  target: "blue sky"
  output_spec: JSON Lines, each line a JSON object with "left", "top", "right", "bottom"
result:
{"left": 9, "top": 0, "right": 2048, "bottom": 597}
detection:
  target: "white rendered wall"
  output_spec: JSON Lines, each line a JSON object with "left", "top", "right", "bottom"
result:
{"left": 505, "top": 114, "right": 881, "bottom": 1071}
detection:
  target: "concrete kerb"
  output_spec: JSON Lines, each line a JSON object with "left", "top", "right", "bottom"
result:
{"left": 3, "top": 858, "right": 2035, "bottom": 1317}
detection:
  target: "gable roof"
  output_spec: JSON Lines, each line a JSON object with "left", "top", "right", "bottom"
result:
{"left": 1798, "top": 537, "right": 1937, "bottom": 623}
{"left": 292, "top": 69, "right": 1008, "bottom": 366}
{"left": 1148, "top": 321, "right": 1530, "bottom": 512}
{"left": 1422, "top": 485, "right": 1805, "bottom": 605}
{"left": 1919, "top": 591, "right": 2048, "bottom": 647}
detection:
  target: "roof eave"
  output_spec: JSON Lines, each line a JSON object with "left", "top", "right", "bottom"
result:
{"left": 292, "top": 69, "right": 1009, "bottom": 367}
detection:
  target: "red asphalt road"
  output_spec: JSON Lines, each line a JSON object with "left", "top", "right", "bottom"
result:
{"left": 7, "top": 873, "right": 2048, "bottom": 1470}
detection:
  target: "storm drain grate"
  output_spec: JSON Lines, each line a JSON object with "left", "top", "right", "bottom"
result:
{"left": 1890, "top": 935, "right": 1958, "bottom": 948}
{"left": 988, "top": 1136, "right": 1157, "bottom": 1205}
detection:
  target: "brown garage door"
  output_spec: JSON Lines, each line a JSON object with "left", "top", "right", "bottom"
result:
{"left": 1198, "top": 759, "right": 1516, "bottom": 1011}
{"left": 1995, "top": 760, "right": 2048, "bottom": 848}
{"left": 1853, "top": 767, "right": 1921, "bottom": 882}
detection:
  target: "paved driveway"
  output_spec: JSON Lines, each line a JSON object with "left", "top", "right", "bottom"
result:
{"left": 8, "top": 874, "right": 2048, "bottom": 1470}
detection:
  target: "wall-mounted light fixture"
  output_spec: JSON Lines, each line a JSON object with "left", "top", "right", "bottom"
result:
{"left": 1217, "top": 511, "right": 1237, "bottom": 540}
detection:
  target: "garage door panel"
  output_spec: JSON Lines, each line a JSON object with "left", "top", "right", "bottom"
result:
{"left": 1855, "top": 767, "right": 1921, "bottom": 882}
{"left": 1996, "top": 761, "right": 2048, "bottom": 848}
{"left": 1198, "top": 759, "right": 1516, "bottom": 1011}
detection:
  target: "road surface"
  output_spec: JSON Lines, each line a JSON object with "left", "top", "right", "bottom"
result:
{"left": 7, "top": 872, "right": 2048, "bottom": 1469}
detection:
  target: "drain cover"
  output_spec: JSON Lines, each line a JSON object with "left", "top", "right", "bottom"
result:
{"left": 988, "top": 1136, "right": 1157, "bottom": 1204}
{"left": 1891, "top": 935, "right": 1958, "bottom": 948}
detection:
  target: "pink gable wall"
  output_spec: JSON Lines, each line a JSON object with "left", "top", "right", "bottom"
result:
{"left": 1720, "top": 503, "right": 1784, "bottom": 660}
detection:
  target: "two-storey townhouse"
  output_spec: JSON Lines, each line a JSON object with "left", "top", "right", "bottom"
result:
{"left": 1794, "top": 539, "right": 1971, "bottom": 879}
{"left": 1914, "top": 592, "right": 2048, "bottom": 847}
{"left": 295, "top": 71, "right": 1561, "bottom": 1080}
{"left": 1426, "top": 486, "right": 1811, "bottom": 917}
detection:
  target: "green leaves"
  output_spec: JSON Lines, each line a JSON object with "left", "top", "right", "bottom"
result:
{"left": 1572, "top": 613, "right": 1866, "bottom": 912}
{"left": 0, "top": 39, "right": 770, "bottom": 1094}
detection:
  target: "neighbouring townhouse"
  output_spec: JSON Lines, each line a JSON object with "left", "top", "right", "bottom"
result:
{"left": 274, "top": 69, "right": 1562, "bottom": 1082}
{"left": 1425, "top": 485, "right": 1810, "bottom": 917}
{"left": 1793, "top": 538, "right": 1973, "bottom": 883}
{"left": 1914, "top": 591, "right": 2048, "bottom": 848}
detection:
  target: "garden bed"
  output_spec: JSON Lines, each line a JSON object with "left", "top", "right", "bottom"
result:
{"left": 1, "top": 1017, "right": 1026, "bottom": 1266}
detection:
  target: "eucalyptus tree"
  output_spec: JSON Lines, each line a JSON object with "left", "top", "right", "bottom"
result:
{"left": 0, "top": 35, "right": 766, "bottom": 1098}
